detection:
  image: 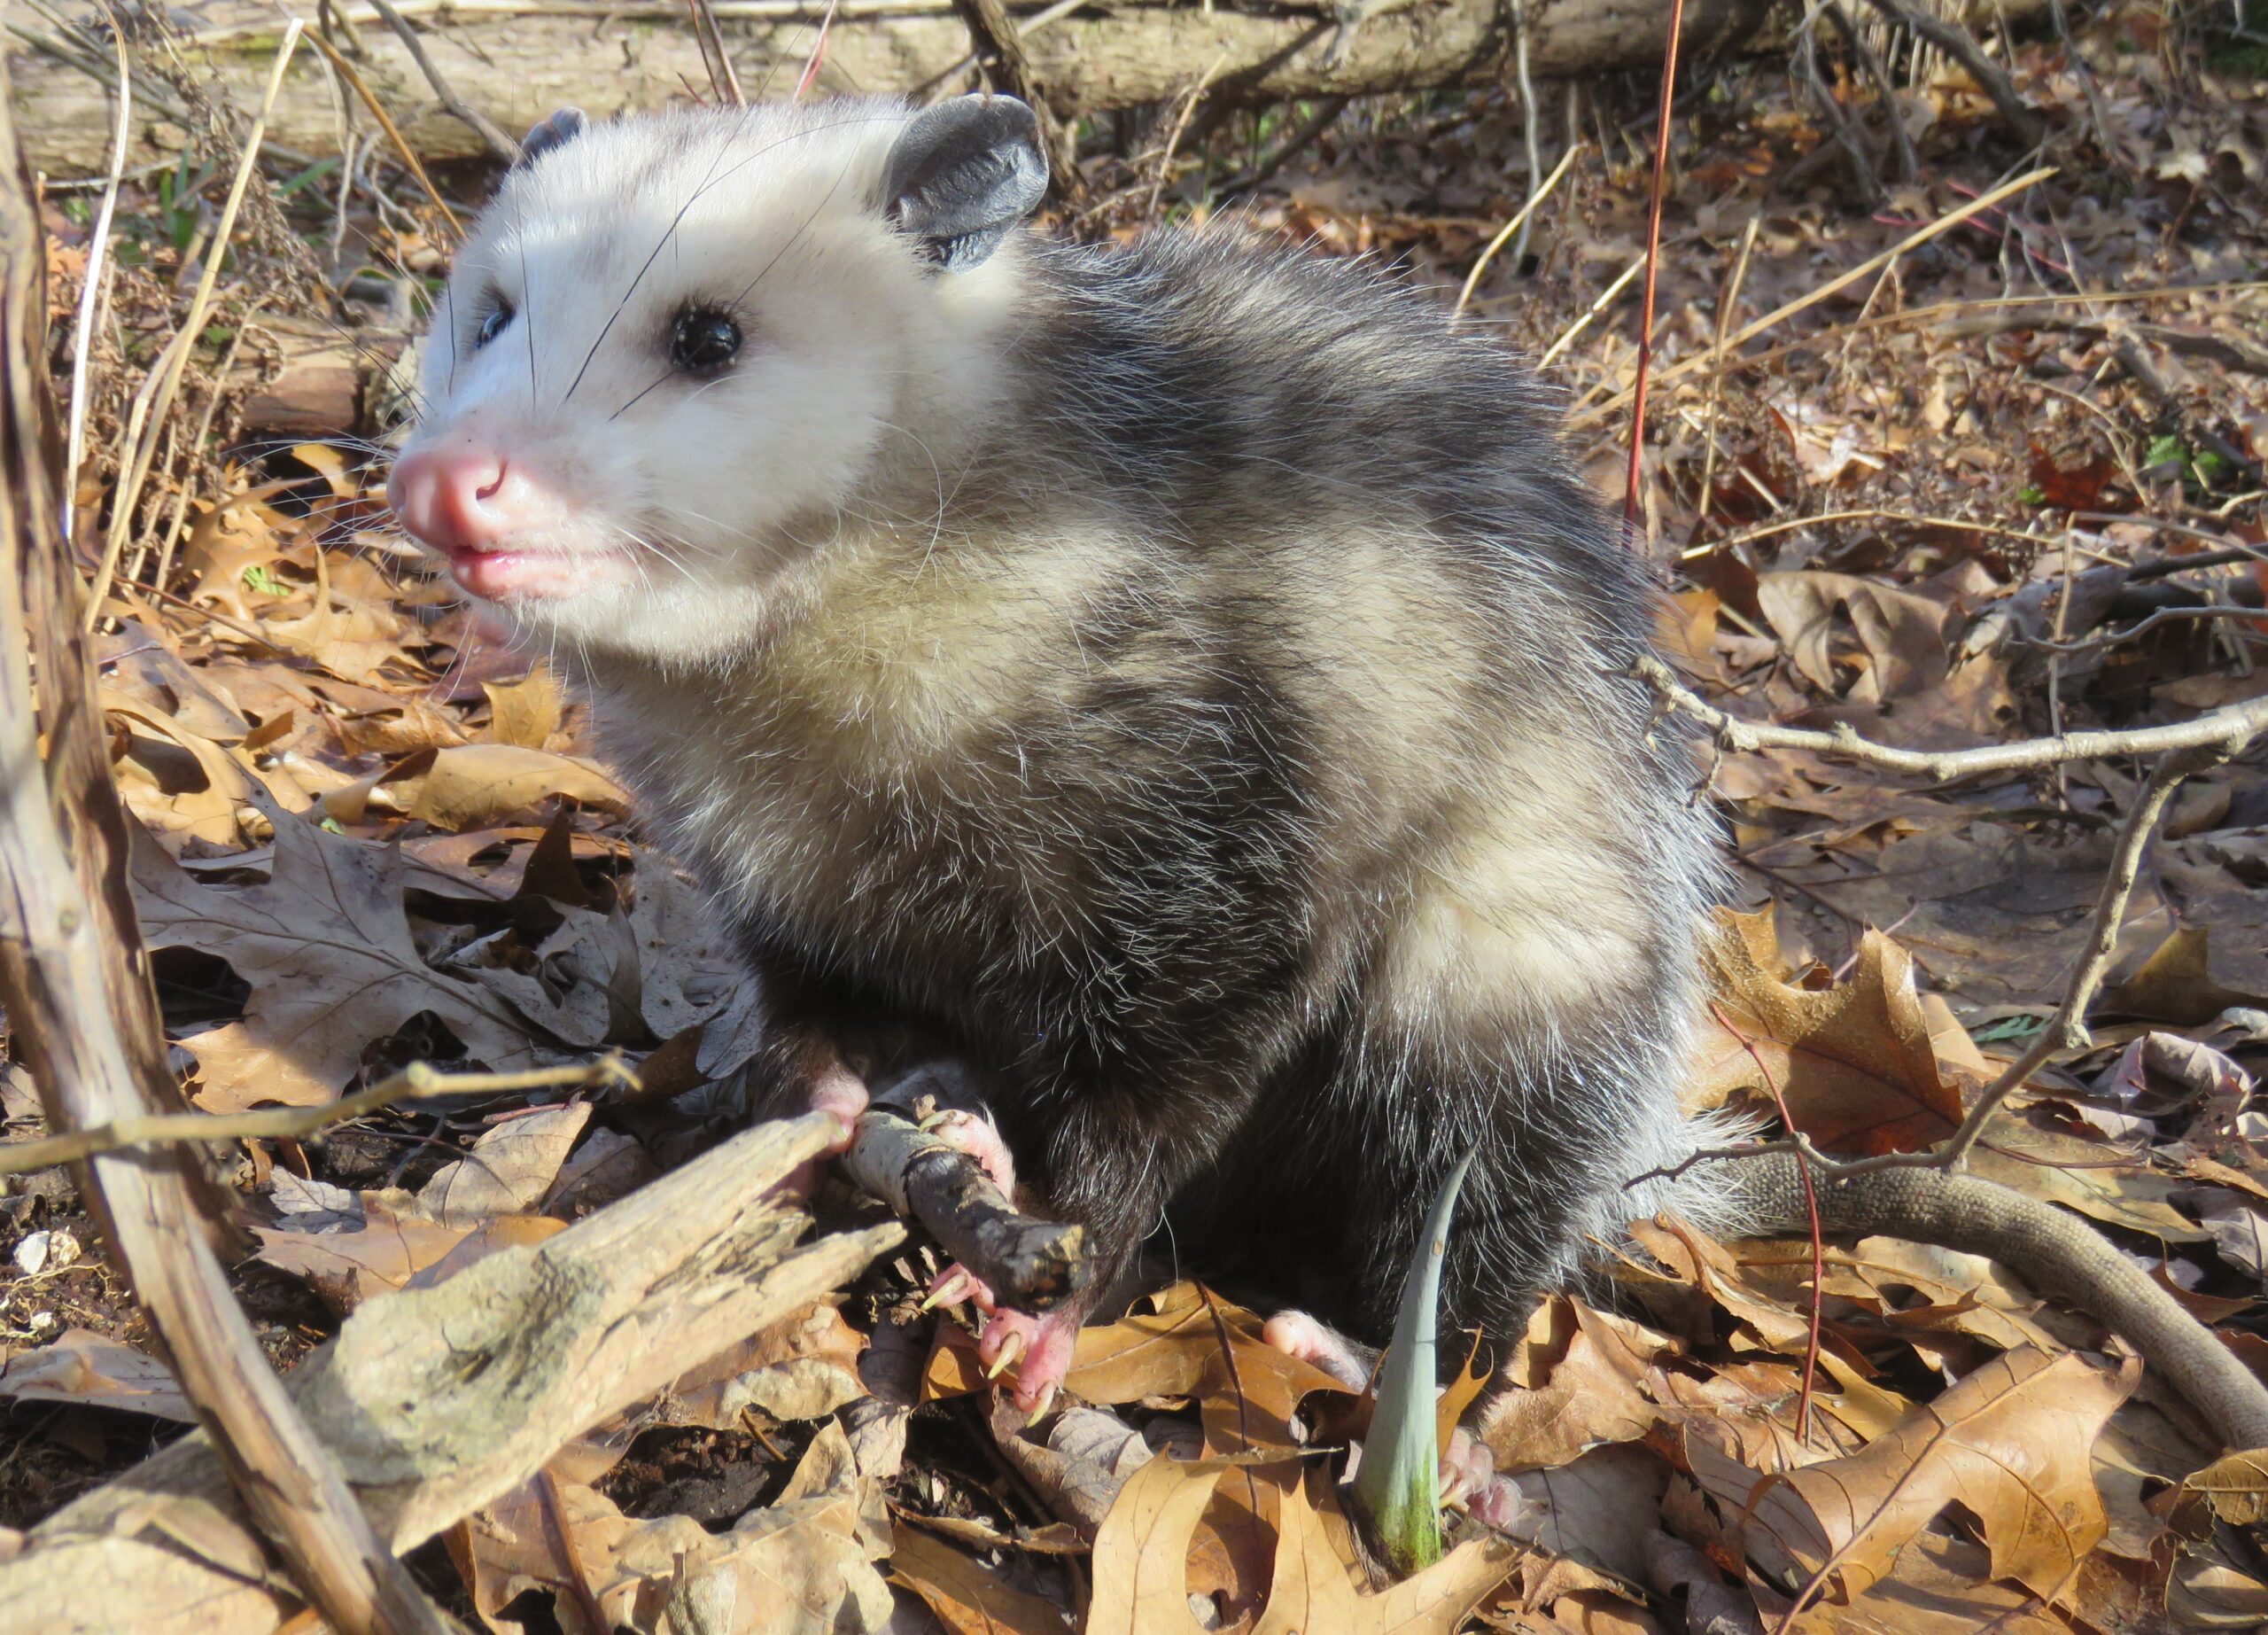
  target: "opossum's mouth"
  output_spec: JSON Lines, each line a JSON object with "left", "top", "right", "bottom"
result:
{"left": 447, "top": 544, "right": 633, "bottom": 602}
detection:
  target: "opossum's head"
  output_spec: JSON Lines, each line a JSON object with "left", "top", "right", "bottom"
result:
{"left": 389, "top": 97, "right": 1045, "bottom": 658}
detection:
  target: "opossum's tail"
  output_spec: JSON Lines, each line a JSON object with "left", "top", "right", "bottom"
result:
{"left": 1712, "top": 1154, "right": 2268, "bottom": 1451}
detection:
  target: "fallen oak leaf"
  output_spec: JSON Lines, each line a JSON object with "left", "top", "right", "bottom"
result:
{"left": 1691, "top": 1346, "right": 2136, "bottom": 1604}
{"left": 1251, "top": 1468, "right": 1518, "bottom": 1635}
{"left": 0, "top": 1329, "right": 194, "bottom": 1422}
{"left": 417, "top": 1102, "right": 592, "bottom": 1227}
{"left": 2173, "top": 1448, "right": 2268, "bottom": 1530}
{"left": 1691, "top": 909, "right": 1969, "bottom": 1156}
{"left": 129, "top": 802, "right": 551, "bottom": 1108}
{"left": 889, "top": 1527, "right": 1075, "bottom": 1633}
{"left": 404, "top": 743, "right": 628, "bottom": 833}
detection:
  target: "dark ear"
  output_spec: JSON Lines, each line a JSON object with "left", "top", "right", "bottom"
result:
{"left": 881, "top": 96, "right": 1048, "bottom": 270}
{"left": 513, "top": 107, "right": 586, "bottom": 171}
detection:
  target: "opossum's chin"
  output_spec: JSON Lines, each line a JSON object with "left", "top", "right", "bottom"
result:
{"left": 483, "top": 572, "right": 772, "bottom": 663}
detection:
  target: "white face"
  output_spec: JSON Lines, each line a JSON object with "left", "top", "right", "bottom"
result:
{"left": 390, "top": 103, "right": 1016, "bottom": 661}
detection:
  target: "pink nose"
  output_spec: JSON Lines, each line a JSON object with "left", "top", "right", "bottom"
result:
{"left": 389, "top": 445, "right": 556, "bottom": 555}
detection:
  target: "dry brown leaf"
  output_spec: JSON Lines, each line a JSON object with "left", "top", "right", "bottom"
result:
{"left": 659, "top": 1299, "right": 869, "bottom": 1428}
{"left": 2107, "top": 926, "right": 2268, "bottom": 1025}
{"left": 129, "top": 807, "right": 548, "bottom": 1108}
{"left": 0, "top": 1330, "right": 193, "bottom": 1422}
{"left": 1693, "top": 1347, "right": 2136, "bottom": 1602}
{"left": 2175, "top": 1448, "right": 2268, "bottom": 1529}
{"left": 484, "top": 664, "right": 566, "bottom": 750}
{"left": 1754, "top": 571, "right": 1949, "bottom": 705}
{"left": 1250, "top": 1468, "right": 1518, "bottom": 1635}
{"left": 1691, "top": 908, "right": 1969, "bottom": 1155}
{"left": 1477, "top": 1297, "right": 1666, "bottom": 1472}
{"left": 417, "top": 1103, "right": 592, "bottom": 1227}
{"left": 250, "top": 1187, "right": 476, "bottom": 1315}
{"left": 1779, "top": 1532, "right": 2074, "bottom": 1633}
{"left": 889, "top": 1528, "right": 1074, "bottom": 1633}
{"left": 404, "top": 743, "right": 628, "bottom": 832}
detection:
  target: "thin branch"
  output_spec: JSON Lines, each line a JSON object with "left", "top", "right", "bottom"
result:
{"left": 1855, "top": 0, "right": 2046, "bottom": 147}
{"left": 1712, "top": 1001, "right": 1824, "bottom": 1437}
{"left": 87, "top": 26, "right": 304, "bottom": 628}
{"left": 58, "top": 3, "right": 128, "bottom": 549}
{"left": 0, "top": 32, "right": 453, "bottom": 1626}
{"left": 1635, "top": 651, "right": 2268, "bottom": 782}
{"left": 1453, "top": 139, "right": 1581, "bottom": 319}
{"left": 299, "top": 26, "right": 464, "bottom": 236}
{"left": 363, "top": 0, "right": 520, "bottom": 162}
{"left": 0, "top": 1059, "right": 635, "bottom": 1178}
{"left": 1667, "top": 740, "right": 2241, "bottom": 1186}
{"left": 686, "top": 0, "right": 747, "bottom": 103}
{"left": 2023, "top": 602, "right": 2268, "bottom": 656}
{"left": 1623, "top": 0, "right": 1691, "bottom": 533}
{"left": 1693, "top": 214, "right": 1759, "bottom": 518}
{"left": 1935, "top": 742, "right": 2232, "bottom": 1167}
{"left": 1573, "top": 167, "right": 2058, "bottom": 429}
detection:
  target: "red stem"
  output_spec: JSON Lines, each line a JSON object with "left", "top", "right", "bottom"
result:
{"left": 1623, "top": 0, "right": 1692, "bottom": 539}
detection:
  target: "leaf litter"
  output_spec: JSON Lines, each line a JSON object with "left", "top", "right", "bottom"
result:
{"left": 4, "top": 5, "right": 2268, "bottom": 1631}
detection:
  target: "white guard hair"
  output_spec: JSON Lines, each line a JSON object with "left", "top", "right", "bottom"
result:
{"left": 404, "top": 99, "right": 1024, "bottom": 660}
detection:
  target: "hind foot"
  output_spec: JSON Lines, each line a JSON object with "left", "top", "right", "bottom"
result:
{"left": 1260, "top": 1306, "right": 1513, "bottom": 1514}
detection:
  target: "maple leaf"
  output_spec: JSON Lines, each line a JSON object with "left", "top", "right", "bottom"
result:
{"left": 129, "top": 808, "right": 550, "bottom": 1108}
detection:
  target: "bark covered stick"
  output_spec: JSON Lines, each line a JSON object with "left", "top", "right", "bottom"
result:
{"left": 0, "top": 1111, "right": 903, "bottom": 1635}
{"left": 0, "top": 40, "right": 454, "bottom": 1635}
{"left": 843, "top": 1105, "right": 1089, "bottom": 1312}
{"left": 11, "top": 0, "right": 2055, "bottom": 174}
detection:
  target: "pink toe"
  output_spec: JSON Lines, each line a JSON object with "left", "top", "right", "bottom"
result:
{"left": 809, "top": 1065, "right": 869, "bottom": 1154}
{"left": 927, "top": 1107, "right": 1017, "bottom": 1195}
{"left": 1262, "top": 1310, "right": 1372, "bottom": 1390}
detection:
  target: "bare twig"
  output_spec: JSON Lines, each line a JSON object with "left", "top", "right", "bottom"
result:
{"left": 0, "top": 42, "right": 453, "bottom": 1630}
{"left": 87, "top": 24, "right": 305, "bottom": 628}
{"left": 299, "top": 26, "right": 464, "bottom": 236}
{"left": 0, "top": 1059, "right": 635, "bottom": 1178}
{"left": 1693, "top": 214, "right": 1759, "bottom": 517}
{"left": 1713, "top": 1001, "right": 1825, "bottom": 1436}
{"left": 0, "top": 1114, "right": 901, "bottom": 1634}
{"left": 2023, "top": 602, "right": 2268, "bottom": 657}
{"left": 1573, "top": 167, "right": 2058, "bottom": 428}
{"left": 1822, "top": 0, "right": 1917, "bottom": 182}
{"left": 1623, "top": 0, "right": 1691, "bottom": 532}
{"left": 793, "top": 0, "right": 843, "bottom": 97}
{"left": 1453, "top": 139, "right": 1581, "bottom": 319}
{"left": 1934, "top": 744, "right": 2232, "bottom": 1167}
{"left": 686, "top": 0, "right": 748, "bottom": 103}
{"left": 1541, "top": 251, "right": 1645, "bottom": 366}
{"left": 1855, "top": 0, "right": 2046, "bottom": 146}
{"left": 843, "top": 1106, "right": 1089, "bottom": 1312}
{"left": 58, "top": 4, "right": 129, "bottom": 549}
{"left": 364, "top": 0, "right": 518, "bottom": 160}
{"left": 1635, "top": 652, "right": 2268, "bottom": 780}
{"left": 1220, "top": 93, "right": 1350, "bottom": 201}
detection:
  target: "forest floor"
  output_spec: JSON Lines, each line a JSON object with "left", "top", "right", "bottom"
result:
{"left": 4, "top": 4, "right": 2268, "bottom": 1632}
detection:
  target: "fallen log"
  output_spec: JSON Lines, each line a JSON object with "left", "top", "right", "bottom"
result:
{"left": 0, "top": 1111, "right": 902, "bottom": 1635}
{"left": 11, "top": 0, "right": 2050, "bottom": 175}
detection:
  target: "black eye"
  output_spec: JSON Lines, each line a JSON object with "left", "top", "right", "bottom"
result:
{"left": 670, "top": 308, "right": 741, "bottom": 373}
{"left": 476, "top": 301, "right": 513, "bottom": 348}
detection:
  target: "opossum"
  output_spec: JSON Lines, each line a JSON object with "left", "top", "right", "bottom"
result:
{"left": 388, "top": 94, "right": 2268, "bottom": 1453}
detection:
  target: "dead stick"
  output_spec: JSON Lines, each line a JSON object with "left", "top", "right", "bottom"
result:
{"left": 1635, "top": 652, "right": 2268, "bottom": 782}
{"left": 364, "top": 0, "right": 520, "bottom": 161}
{"left": 0, "top": 46, "right": 454, "bottom": 1632}
{"left": 0, "top": 1058, "right": 636, "bottom": 1178}
{"left": 843, "top": 1107, "right": 1089, "bottom": 1312}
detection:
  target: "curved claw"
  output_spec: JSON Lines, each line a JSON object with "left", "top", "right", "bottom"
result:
{"left": 983, "top": 1327, "right": 1028, "bottom": 1380}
